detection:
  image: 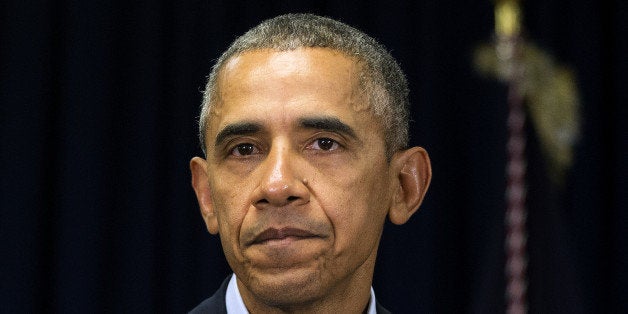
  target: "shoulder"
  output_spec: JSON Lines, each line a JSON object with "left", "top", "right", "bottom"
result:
{"left": 188, "top": 276, "right": 231, "bottom": 314}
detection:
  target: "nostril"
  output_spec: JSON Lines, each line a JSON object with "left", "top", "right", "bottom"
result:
{"left": 287, "top": 196, "right": 299, "bottom": 202}
{"left": 256, "top": 199, "right": 269, "bottom": 205}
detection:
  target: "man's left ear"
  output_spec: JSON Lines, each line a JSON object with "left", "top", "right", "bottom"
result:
{"left": 388, "top": 146, "right": 432, "bottom": 225}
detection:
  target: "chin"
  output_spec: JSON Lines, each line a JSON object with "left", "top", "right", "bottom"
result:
{"left": 246, "top": 267, "right": 328, "bottom": 306}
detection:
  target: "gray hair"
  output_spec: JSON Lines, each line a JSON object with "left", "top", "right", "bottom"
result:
{"left": 198, "top": 13, "right": 410, "bottom": 157}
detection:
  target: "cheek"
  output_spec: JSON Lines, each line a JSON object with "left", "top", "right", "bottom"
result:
{"left": 210, "top": 181, "right": 250, "bottom": 245}
{"left": 212, "top": 189, "right": 253, "bottom": 271}
{"left": 317, "top": 164, "right": 391, "bottom": 247}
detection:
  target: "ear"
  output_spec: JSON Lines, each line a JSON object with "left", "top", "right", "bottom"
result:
{"left": 190, "top": 157, "right": 219, "bottom": 234}
{"left": 388, "top": 146, "right": 432, "bottom": 225}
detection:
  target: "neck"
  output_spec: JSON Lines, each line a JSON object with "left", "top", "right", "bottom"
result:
{"left": 239, "top": 279, "right": 372, "bottom": 314}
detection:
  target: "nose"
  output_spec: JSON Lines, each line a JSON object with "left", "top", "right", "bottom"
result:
{"left": 251, "top": 142, "right": 310, "bottom": 209}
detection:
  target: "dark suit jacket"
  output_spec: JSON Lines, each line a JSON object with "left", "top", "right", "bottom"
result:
{"left": 189, "top": 275, "right": 391, "bottom": 314}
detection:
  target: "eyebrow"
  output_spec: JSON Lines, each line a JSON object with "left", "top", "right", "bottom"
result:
{"left": 298, "top": 116, "right": 358, "bottom": 140}
{"left": 213, "top": 116, "right": 358, "bottom": 147}
{"left": 214, "top": 121, "right": 262, "bottom": 147}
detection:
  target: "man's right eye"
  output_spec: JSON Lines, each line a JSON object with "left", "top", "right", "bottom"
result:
{"left": 231, "top": 143, "right": 257, "bottom": 156}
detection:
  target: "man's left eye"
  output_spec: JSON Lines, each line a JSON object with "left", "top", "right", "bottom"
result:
{"left": 310, "top": 138, "right": 339, "bottom": 151}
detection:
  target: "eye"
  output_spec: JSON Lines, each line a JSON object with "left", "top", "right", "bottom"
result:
{"left": 231, "top": 143, "right": 258, "bottom": 156}
{"left": 310, "top": 138, "right": 339, "bottom": 151}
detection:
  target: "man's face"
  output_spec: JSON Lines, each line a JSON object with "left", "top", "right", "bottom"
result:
{"left": 195, "top": 48, "right": 399, "bottom": 306}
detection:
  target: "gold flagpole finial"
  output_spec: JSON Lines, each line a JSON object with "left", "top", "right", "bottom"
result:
{"left": 495, "top": 0, "right": 522, "bottom": 38}
{"left": 476, "top": 0, "right": 581, "bottom": 184}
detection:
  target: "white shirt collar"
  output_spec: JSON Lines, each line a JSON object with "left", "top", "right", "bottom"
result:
{"left": 225, "top": 274, "right": 249, "bottom": 314}
{"left": 225, "top": 273, "right": 377, "bottom": 314}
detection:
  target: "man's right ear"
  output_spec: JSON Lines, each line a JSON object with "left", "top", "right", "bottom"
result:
{"left": 190, "top": 157, "right": 219, "bottom": 235}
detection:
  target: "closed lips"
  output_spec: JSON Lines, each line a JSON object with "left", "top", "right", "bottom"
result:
{"left": 249, "top": 227, "right": 320, "bottom": 245}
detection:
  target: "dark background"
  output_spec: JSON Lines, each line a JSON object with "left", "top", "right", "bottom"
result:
{"left": 2, "top": 1, "right": 626, "bottom": 313}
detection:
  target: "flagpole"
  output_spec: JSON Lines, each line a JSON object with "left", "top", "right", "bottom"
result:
{"left": 494, "top": 1, "right": 529, "bottom": 313}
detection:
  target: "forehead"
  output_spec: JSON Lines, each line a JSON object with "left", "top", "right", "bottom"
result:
{"left": 216, "top": 48, "right": 362, "bottom": 105}
{"left": 207, "top": 48, "right": 377, "bottom": 138}
{"left": 219, "top": 47, "right": 361, "bottom": 87}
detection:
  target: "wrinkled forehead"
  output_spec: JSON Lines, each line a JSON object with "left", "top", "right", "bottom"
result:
{"left": 211, "top": 47, "right": 371, "bottom": 115}
{"left": 203, "top": 48, "right": 384, "bottom": 144}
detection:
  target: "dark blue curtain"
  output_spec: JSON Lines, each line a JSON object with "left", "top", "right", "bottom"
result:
{"left": 2, "top": 1, "right": 626, "bottom": 312}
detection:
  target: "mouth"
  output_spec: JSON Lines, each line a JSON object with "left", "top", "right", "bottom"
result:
{"left": 248, "top": 227, "right": 320, "bottom": 246}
